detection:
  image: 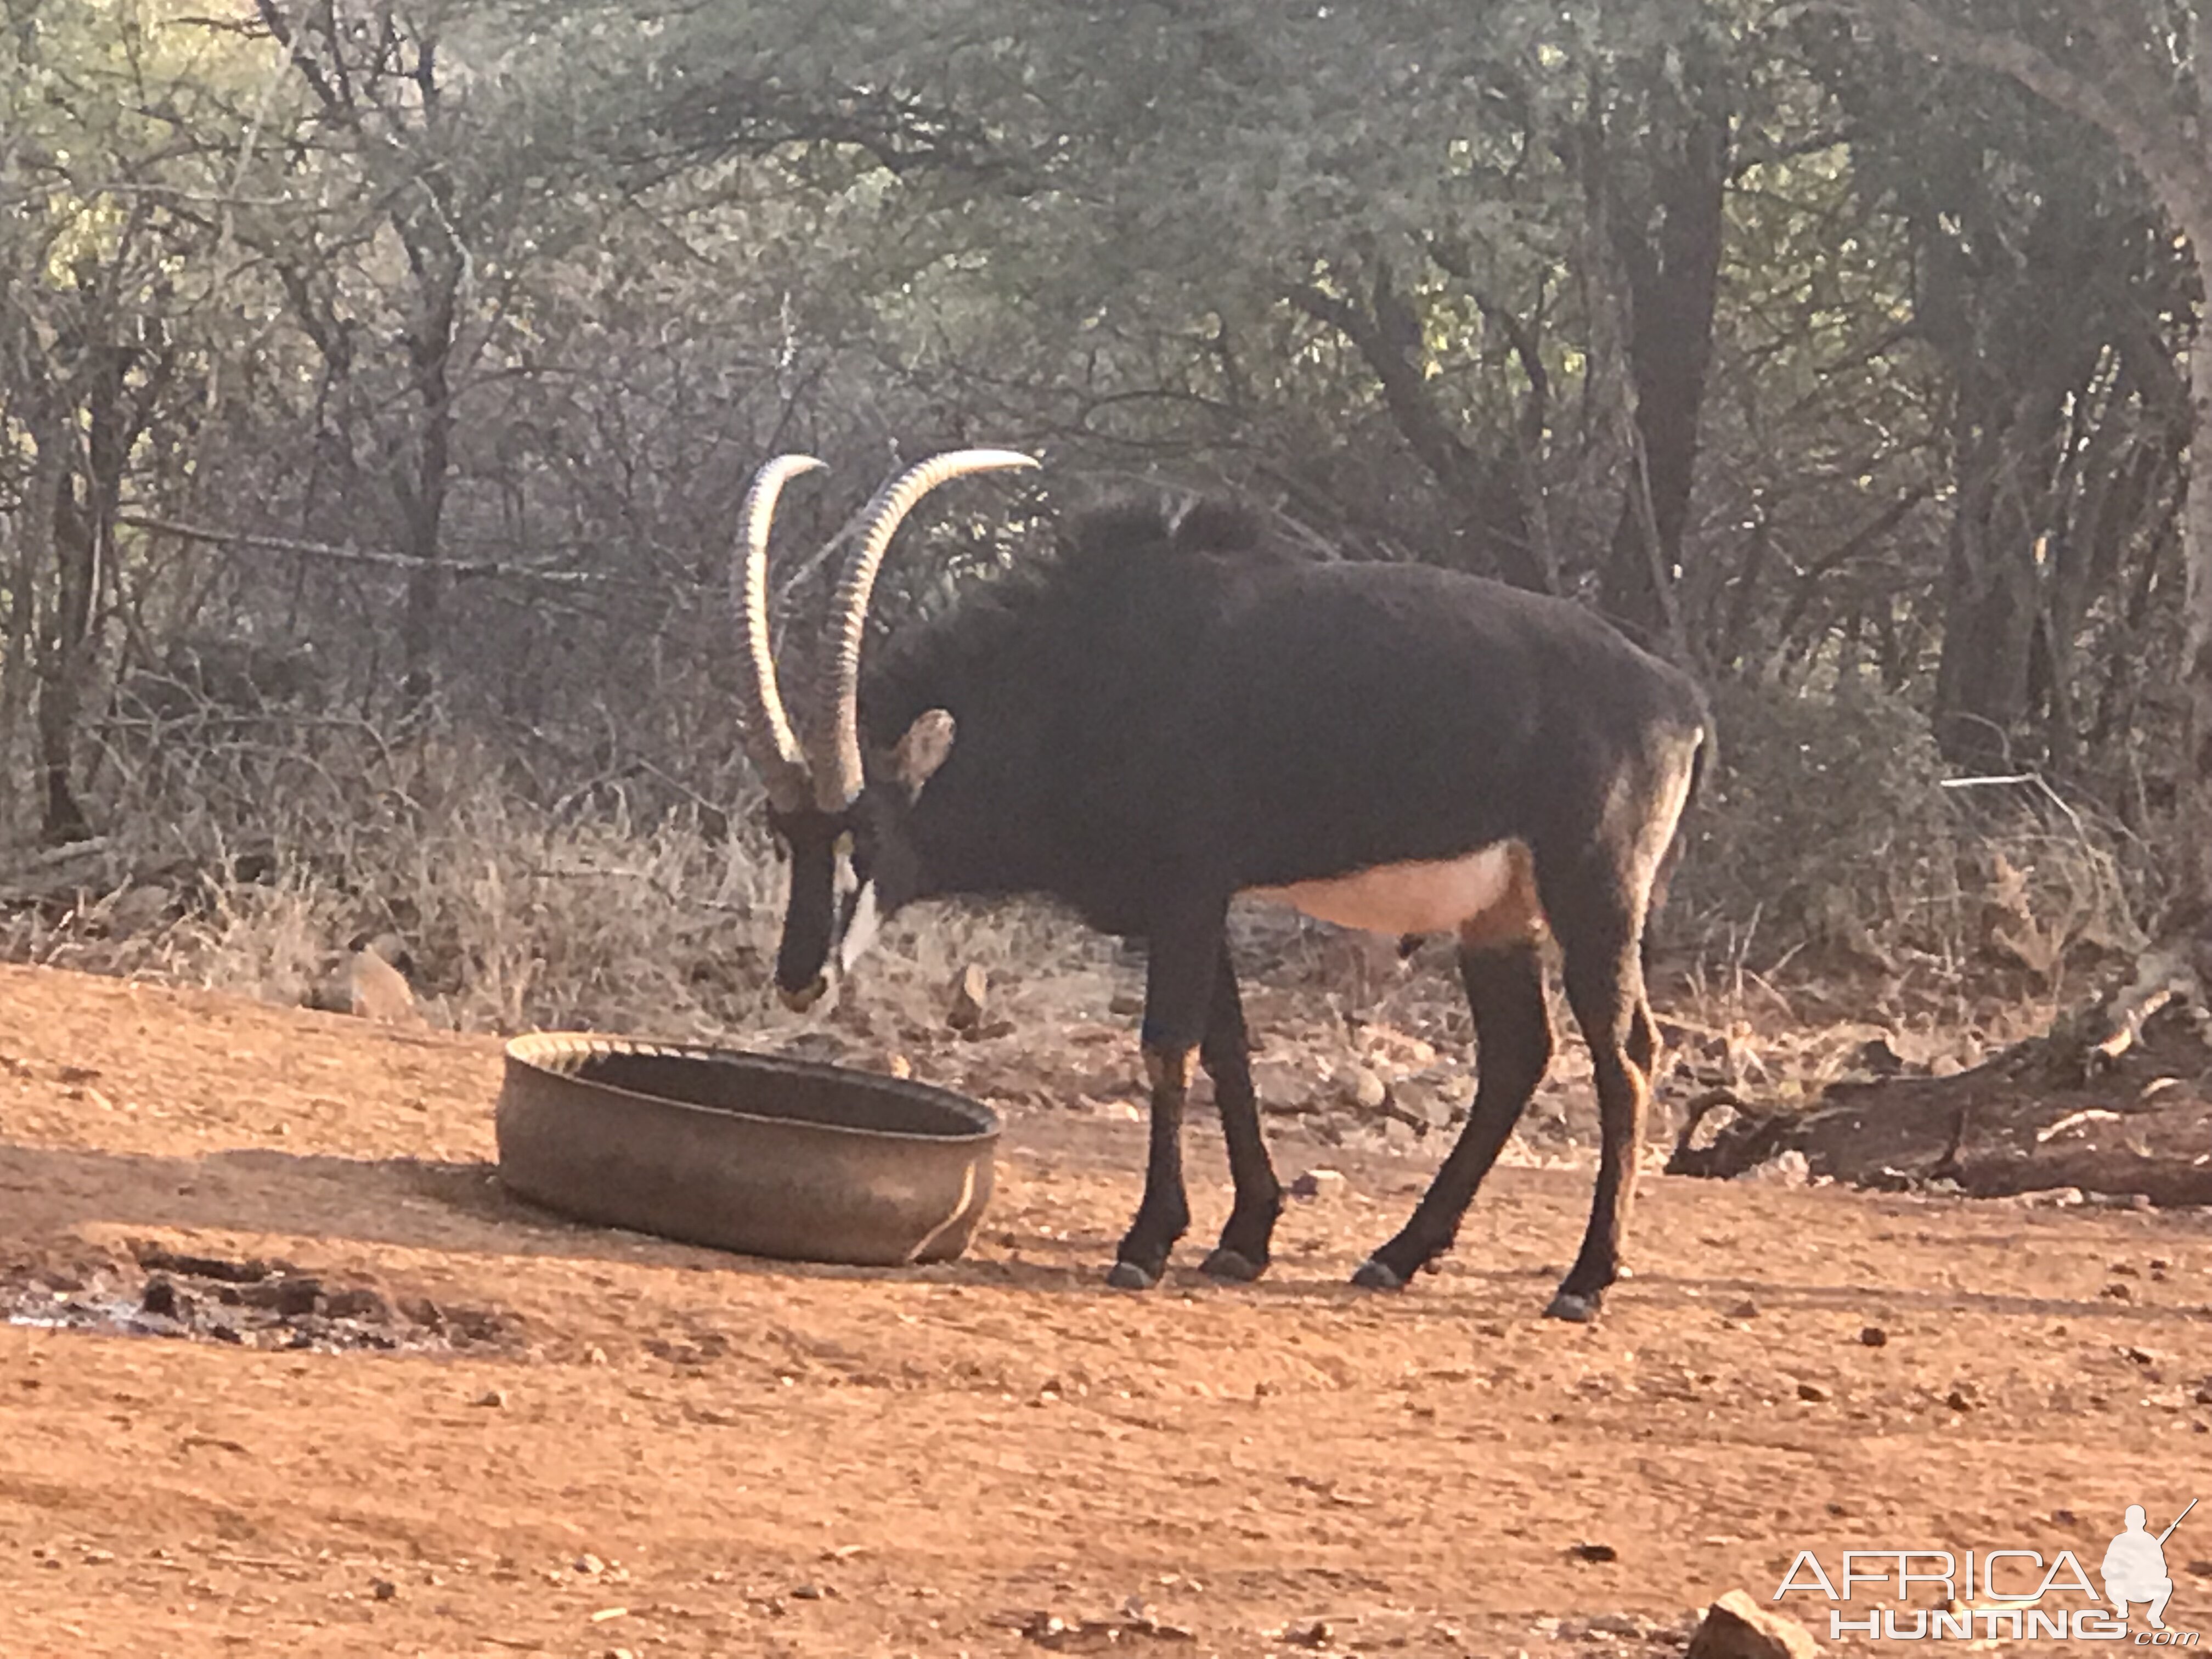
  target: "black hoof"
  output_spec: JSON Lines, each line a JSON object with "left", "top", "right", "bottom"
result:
{"left": 1544, "top": 1289, "right": 1602, "bottom": 1322}
{"left": 1351, "top": 1256, "right": 1408, "bottom": 1291}
{"left": 1105, "top": 1260, "right": 1159, "bottom": 1291}
{"left": 1199, "top": 1248, "right": 1266, "bottom": 1283}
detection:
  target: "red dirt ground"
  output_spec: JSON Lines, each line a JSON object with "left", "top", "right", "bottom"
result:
{"left": 3, "top": 960, "right": 2210, "bottom": 1657}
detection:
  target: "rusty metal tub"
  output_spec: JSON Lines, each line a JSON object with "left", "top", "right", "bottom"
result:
{"left": 496, "top": 1034, "right": 1000, "bottom": 1266}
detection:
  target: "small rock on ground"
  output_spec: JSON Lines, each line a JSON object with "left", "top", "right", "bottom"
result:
{"left": 947, "top": 964, "right": 989, "bottom": 1031}
{"left": 348, "top": 946, "right": 421, "bottom": 1025}
{"left": 1339, "top": 1064, "right": 1389, "bottom": 1111}
{"left": 1685, "top": 1589, "right": 1820, "bottom": 1659}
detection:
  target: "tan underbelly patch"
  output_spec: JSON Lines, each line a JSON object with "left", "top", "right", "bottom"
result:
{"left": 1248, "top": 840, "right": 1545, "bottom": 944}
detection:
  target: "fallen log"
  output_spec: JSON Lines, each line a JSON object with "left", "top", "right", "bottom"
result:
{"left": 1668, "top": 970, "right": 2212, "bottom": 1207}
{"left": 0, "top": 840, "right": 278, "bottom": 917}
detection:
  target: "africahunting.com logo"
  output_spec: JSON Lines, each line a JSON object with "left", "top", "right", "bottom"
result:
{"left": 1774, "top": 1499, "right": 2199, "bottom": 1644}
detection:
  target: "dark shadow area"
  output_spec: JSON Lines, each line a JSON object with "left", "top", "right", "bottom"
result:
{"left": 2, "top": 1137, "right": 2202, "bottom": 1334}
{"left": 0, "top": 1137, "right": 1131, "bottom": 1295}
{"left": 1609, "top": 1269, "right": 2212, "bottom": 1328}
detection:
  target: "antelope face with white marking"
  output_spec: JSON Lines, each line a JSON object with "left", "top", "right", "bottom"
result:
{"left": 765, "top": 709, "right": 958, "bottom": 1009}
{"left": 726, "top": 450, "right": 1030, "bottom": 1012}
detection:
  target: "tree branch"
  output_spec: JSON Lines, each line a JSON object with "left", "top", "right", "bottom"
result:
{"left": 1839, "top": 0, "right": 2211, "bottom": 228}
{"left": 117, "top": 514, "right": 626, "bottom": 590}
{"left": 1284, "top": 279, "right": 1483, "bottom": 490}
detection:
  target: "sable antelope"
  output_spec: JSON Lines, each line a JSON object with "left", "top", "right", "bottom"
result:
{"left": 733, "top": 450, "right": 1709, "bottom": 1320}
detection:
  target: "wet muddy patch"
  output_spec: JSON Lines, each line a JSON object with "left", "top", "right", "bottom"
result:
{"left": 2, "top": 1241, "right": 518, "bottom": 1355}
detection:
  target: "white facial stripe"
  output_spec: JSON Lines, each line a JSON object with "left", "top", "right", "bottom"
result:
{"left": 837, "top": 880, "right": 883, "bottom": 973}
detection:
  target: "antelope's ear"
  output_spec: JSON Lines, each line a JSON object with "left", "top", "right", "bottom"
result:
{"left": 890, "top": 709, "right": 956, "bottom": 799}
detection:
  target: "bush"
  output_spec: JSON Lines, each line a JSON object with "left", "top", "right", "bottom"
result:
{"left": 1672, "top": 679, "right": 2143, "bottom": 980}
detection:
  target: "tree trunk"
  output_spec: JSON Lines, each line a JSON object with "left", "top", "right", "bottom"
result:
{"left": 394, "top": 250, "right": 461, "bottom": 719}
{"left": 1931, "top": 441, "right": 2042, "bottom": 766}
{"left": 1593, "top": 74, "right": 1730, "bottom": 656}
{"left": 2178, "top": 208, "right": 2212, "bottom": 922}
{"left": 36, "top": 458, "right": 98, "bottom": 849}
{"left": 33, "top": 337, "right": 150, "bottom": 843}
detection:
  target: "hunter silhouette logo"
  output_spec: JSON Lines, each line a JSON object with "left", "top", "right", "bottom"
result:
{"left": 2106, "top": 1500, "right": 2194, "bottom": 1632}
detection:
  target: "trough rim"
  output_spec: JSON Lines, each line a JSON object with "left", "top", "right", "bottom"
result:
{"left": 501, "top": 1030, "right": 1004, "bottom": 1147}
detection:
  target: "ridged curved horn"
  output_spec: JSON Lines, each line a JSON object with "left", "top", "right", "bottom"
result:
{"left": 732, "top": 454, "right": 826, "bottom": 814}
{"left": 811, "top": 448, "right": 1038, "bottom": 810}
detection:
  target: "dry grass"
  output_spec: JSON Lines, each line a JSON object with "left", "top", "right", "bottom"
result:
{"left": 0, "top": 685, "right": 2165, "bottom": 1158}
{"left": 1674, "top": 679, "right": 2151, "bottom": 998}
{"left": 9, "top": 723, "right": 1116, "bottom": 1048}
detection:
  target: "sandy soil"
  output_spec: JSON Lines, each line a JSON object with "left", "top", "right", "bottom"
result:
{"left": 3, "top": 960, "right": 2210, "bottom": 1658}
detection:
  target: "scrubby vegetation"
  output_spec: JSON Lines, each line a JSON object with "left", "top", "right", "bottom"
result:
{"left": 1, "top": 0, "right": 2203, "bottom": 1042}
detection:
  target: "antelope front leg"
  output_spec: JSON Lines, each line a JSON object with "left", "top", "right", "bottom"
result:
{"left": 1198, "top": 945, "right": 1282, "bottom": 1282}
{"left": 1107, "top": 901, "right": 1226, "bottom": 1290}
{"left": 1107, "top": 1043, "right": 1196, "bottom": 1289}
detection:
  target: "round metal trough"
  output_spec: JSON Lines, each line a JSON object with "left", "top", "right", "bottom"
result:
{"left": 496, "top": 1034, "right": 1001, "bottom": 1266}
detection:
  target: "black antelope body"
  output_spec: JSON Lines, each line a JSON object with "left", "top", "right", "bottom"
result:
{"left": 733, "top": 451, "right": 1709, "bottom": 1320}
